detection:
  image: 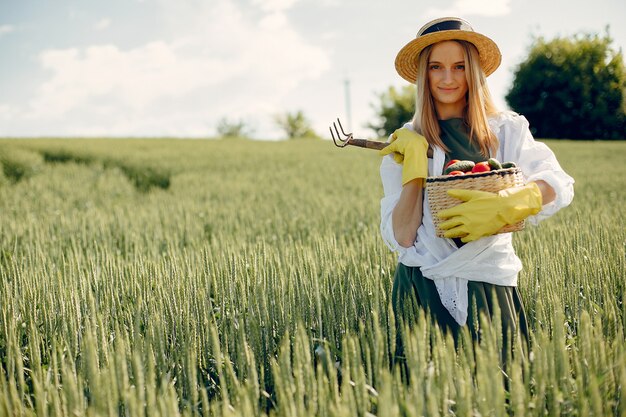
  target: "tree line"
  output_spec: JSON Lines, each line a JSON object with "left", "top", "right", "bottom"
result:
{"left": 216, "top": 110, "right": 319, "bottom": 140}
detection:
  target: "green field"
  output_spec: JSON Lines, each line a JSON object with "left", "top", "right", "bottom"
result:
{"left": 0, "top": 137, "right": 624, "bottom": 416}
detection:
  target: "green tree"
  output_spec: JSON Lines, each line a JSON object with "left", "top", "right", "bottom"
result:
{"left": 506, "top": 31, "right": 626, "bottom": 140}
{"left": 216, "top": 117, "right": 254, "bottom": 139}
{"left": 274, "top": 110, "right": 318, "bottom": 139}
{"left": 368, "top": 85, "right": 415, "bottom": 139}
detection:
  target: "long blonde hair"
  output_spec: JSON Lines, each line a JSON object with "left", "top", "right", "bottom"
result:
{"left": 412, "top": 40, "right": 499, "bottom": 157}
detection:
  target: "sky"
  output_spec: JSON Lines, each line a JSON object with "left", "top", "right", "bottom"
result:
{"left": 0, "top": 0, "right": 624, "bottom": 139}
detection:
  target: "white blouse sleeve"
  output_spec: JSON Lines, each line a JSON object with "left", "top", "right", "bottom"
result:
{"left": 502, "top": 114, "right": 575, "bottom": 225}
{"left": 379, "top": 153, "right": 407, "bottom": 253}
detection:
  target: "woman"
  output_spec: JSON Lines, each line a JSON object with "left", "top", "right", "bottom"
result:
{"left": 378, "top": 17, "right": 574, "bottom": 356}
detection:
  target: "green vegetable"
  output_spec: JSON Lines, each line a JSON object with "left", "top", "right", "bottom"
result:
{"left": 488, "top": 158, "right": 502, "bottom": 170}
{"left": 444, "top": 160, "right": 475, "bottom": 175}
{"left": 501, "top": 161, "right": 517, "bottom": 169}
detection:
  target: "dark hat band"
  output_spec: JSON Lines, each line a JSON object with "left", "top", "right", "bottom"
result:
{"left": 395, "top": 17, "right": 501, "bottom": 83}
{"left": 420, "top": 19, "right": 473, "bottom": 36}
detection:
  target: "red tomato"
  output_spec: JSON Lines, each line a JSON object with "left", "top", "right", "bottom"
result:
{"left": 444, "top": 159, "right": 460, "bottom": 170}
{"left": 448, "top": 170, "right": 465, "bottom": 176}
{"left": 471, "top": 162, "right": 491, "bottom": 173}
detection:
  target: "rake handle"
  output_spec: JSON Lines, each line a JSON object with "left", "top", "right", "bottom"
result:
{"left": 347, "top": 138, "right": 387, "bottom": 150}
{"left": 346, "top": 139, "right": 434, "bottom": 158}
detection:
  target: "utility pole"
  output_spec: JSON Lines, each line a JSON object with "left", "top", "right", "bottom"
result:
{"left": 344, "top": 78, "right": 352, "bottom": 131}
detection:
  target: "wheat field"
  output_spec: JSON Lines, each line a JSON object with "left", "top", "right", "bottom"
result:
{"left": 0, "top": 137, "right": 624, "bottom": 416}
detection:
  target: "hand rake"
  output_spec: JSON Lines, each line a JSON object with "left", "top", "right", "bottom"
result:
{"left": 329, "top": 118, "right": 433, "bottom": 157}
{"left": 329, "top": 118, "right": 386, "bottom": 150}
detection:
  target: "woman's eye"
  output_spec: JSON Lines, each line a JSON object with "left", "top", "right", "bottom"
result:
{"left": 429, "top": 65, "right": 440, "bottom": 70}
{"left": 456, "top": 65, "right": 465, "bottom": 70}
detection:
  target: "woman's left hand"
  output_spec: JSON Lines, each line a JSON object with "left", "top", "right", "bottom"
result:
{"left": 437, "top": 182, "right": 543, "bottom": 242}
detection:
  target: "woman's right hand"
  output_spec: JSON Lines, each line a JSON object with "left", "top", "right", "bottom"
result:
{"left": 379, "top": 128, "right": 429, "bottom": 185}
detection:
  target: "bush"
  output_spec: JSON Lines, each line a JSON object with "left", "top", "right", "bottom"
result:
{"left": 0, "top": 146, "right": 44, "bottom": 182}
{"left": 216, "top": 117, "right": 254, "bottom": 139}
{"left": 0, "top": 162, "right": 7, "bottom": 187}
{"left": 368, "top": 85, "right": 415, "bottom": 139}
{"left": 274, "top": 110, "right": 319, "bottom": 139}
{"left": 114, "top": 161, "right": 171, "bottom": 192}
{"left": 506, "top": 31, "right": 626, "bottom": 139}
{"left": 40, "top": 148, "right": 94, "bottom": 164}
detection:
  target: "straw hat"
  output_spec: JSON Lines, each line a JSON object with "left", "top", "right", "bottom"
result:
{"left": 395, "top": 17, "right": 501, "bottom": 84}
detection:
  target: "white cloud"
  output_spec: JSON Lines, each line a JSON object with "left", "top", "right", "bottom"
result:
{"left": 251, "top": 0, "right": 299, "bottom": 13}
{"left": 0, "top": 25, "right": 15, "bottom": 37}
{"left": 32, "top": 42, "right": 224, "bottom": 116}
{"left": 0, "top": 104, "right": 14, "bottom": 118}
{"left": 424, "top": 0, "right": 512, "bottom": 19}
{"left": 19, "top": 0, "right": 331, "bottom": 137}
{"left": 94, "top": 18, "right": 111, "bottom": 31}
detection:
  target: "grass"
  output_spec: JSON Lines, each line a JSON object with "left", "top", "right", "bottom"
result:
{"left": 0, "top": 137, "right": 624, "bottom": 416}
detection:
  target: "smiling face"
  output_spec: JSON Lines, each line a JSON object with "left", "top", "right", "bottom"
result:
{"left": 427, "top": 40, "right": 469, "bottom": 119}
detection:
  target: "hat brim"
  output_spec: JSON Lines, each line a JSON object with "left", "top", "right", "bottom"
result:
{"left": 395, "top": 30, "right": 501, "bottom": 84}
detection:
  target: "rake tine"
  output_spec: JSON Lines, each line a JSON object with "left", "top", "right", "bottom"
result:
{"left": 329, "top": 126, "right": 341, "bottom": 147}
{"left": 332, "top": 121, "right": 342, "bottom": 140}
{"left": 336, "top": 118, "right": 350, "bottom": 137}
{"left": 331, "top": 121, "right": 350, "bottom": 147}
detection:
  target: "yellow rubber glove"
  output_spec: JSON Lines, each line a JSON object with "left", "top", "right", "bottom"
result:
{"left": 378, "top": 128, "right": 429, "bottom": 185}
{"left": 437, "top": 182, "right": 543, "bottom": 243}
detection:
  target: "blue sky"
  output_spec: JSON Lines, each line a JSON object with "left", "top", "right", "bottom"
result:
{"left": 0, "top": 0, "right": 624, "bottom": 138}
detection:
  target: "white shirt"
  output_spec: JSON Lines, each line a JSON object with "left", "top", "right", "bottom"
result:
{"left": 379, "top": 111, "right": 575, "bottom": 325}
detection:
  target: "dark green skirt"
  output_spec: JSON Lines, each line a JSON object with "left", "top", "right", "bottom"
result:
{"left": 392, "top": 263, "right": 530, "bottom": 359}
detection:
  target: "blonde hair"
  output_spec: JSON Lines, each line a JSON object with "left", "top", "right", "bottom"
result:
{"left": 411, "top": 40, "right": 499, "bottom": 157}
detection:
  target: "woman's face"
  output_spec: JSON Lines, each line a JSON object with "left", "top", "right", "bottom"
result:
{"left": 427, "top": 40, "right": 468, "bottom": 118}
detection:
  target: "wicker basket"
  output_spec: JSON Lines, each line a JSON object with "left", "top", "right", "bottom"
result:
{"left": 426, "top": 167, "right": 526, "bottom": 238}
